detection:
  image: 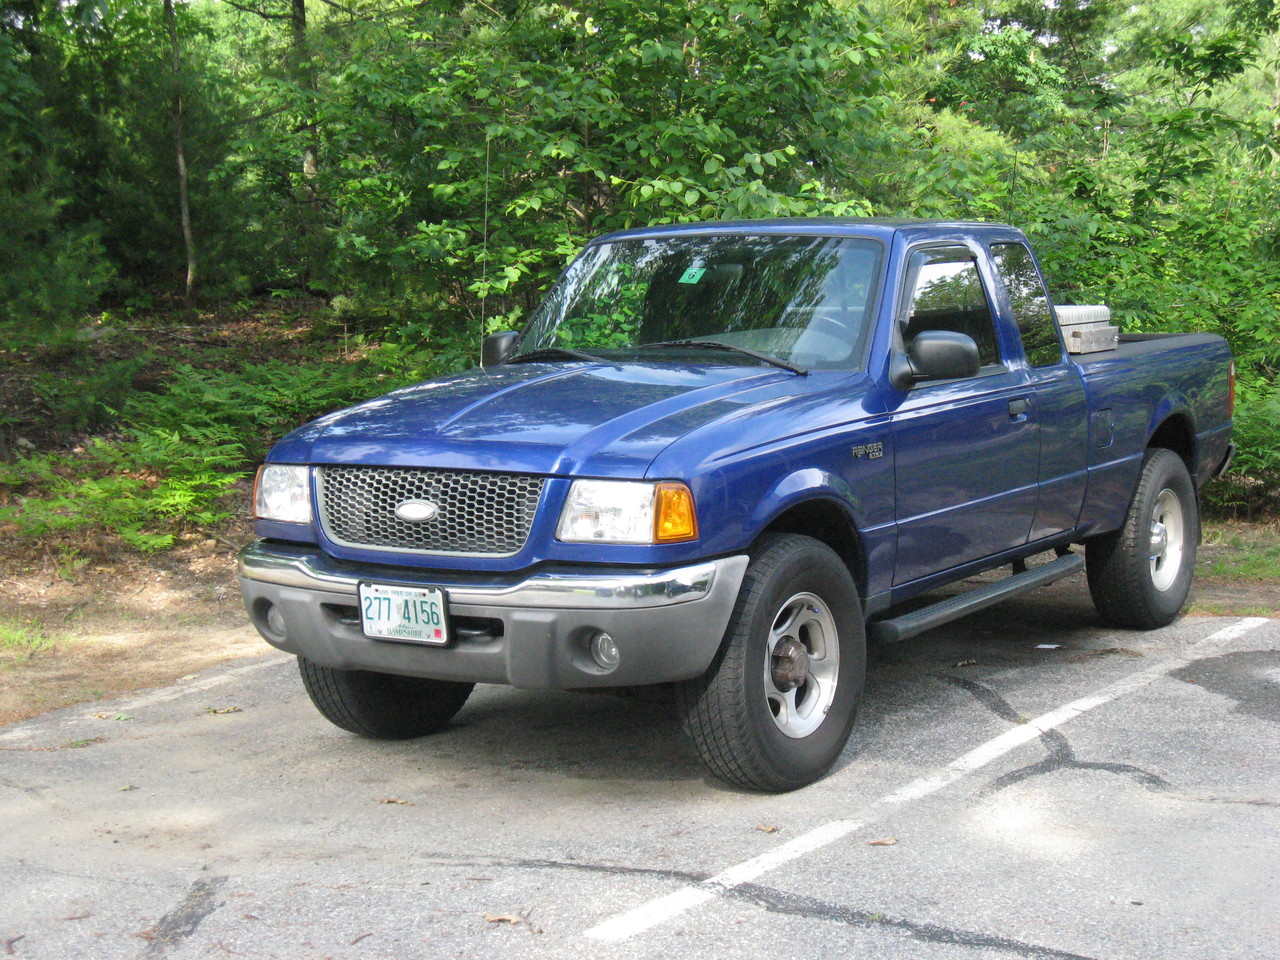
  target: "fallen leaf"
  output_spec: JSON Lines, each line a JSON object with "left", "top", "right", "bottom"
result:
{"left": 483, "top": 914, "right": 523, "bottom": 925}
{"left": 205, "top": 706, "right": 242, "bottom": 715}
{"left": 4, "top": 934, "right": 26, "bottom": 955}
{"left": 377, "top": 797, "right": 412, "bottom": 805}
{"left": 350, "top": 932, "right": 373, "bottom": 944}
{"left": 93, "top": 712, "right": 134, "bottom": 721}
{"left": 868, "top": 837, "right": 898, "bottom": 846}
{"left": 756, "top": 824, "right": 779, "bottom": 834}
{"left": 119, "top": 785, "right": 136, "bottom": 792}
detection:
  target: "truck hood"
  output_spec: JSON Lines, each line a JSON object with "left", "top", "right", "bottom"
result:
{"left": 270, "top": 361, "right": 796, "bottom": 477}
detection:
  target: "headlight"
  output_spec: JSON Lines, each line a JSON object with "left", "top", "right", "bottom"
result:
{"left": 556, "top": 479, "right": 698, "bottom": 544}
{"left": 253, "top": 464, "right": 312, "bottom": 524}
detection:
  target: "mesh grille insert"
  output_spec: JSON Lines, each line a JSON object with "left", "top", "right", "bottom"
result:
{"left": 317, "top": 466, "right": 544, "bottom": 556}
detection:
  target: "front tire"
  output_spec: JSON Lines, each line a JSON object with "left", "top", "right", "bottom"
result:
{"left": 298, "top": 658, "right": 473, "bottom": 740}
{"left": 677, "top": 534, "right": 865, "bottom": 792}
{"left": 1086, "top": 447, "right": 1199, "bottom": 629}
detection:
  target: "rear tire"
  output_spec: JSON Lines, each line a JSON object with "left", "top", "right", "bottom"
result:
{"left": 1086, "top": 447, "right": 1199, "bottom": 629}
{"left": 298, "top": 658, "right": 473, "bottom": 739}
{"left": 676, "top": 534, "right": 865, "bottom": 792}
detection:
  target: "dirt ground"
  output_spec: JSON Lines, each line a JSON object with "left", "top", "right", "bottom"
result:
{"left": 2, "top": 520, "right": 1275, "bottom": 728}
{"left": 0, "top": 527, "right": 265, "bottom": 726}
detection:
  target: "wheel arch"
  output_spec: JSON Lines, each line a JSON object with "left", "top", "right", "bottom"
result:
{"left": 758, "top": 497, "right": 867, "bottom": 603}
{"left": 1147, "top": 406, "right": 1197, "bottom": 476}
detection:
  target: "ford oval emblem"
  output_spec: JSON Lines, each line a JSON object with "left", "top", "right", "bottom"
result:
{"left": 394, "top": 499, "right": 439, "bottom": 522}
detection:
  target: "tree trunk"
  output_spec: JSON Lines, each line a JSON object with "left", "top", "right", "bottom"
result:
{"left": 292, "top": 0, "right": 318, "bottom": 194}
{"left": 163, "top": 0, "right": 197, "bottom": 313}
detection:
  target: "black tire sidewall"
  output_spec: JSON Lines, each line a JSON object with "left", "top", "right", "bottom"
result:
{"left": 1133, "top": 451, "right": 1199, "bottom": 621}
{"left": 298, "top": 658, "right": 473, "bottom": 740}
{"left": 729, "top": 537, "right": 865, "bottom": 789}
{"left": 1087, "top": 448, "right": 1200, "bottom": 629}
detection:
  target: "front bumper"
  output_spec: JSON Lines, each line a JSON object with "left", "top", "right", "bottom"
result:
{"left": 238, "top": 541, "right": 748, "bottom": 690}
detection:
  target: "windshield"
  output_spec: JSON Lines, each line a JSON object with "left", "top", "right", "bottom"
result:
{"left": 518, "top": 234, "right": 884, "bottom": 371}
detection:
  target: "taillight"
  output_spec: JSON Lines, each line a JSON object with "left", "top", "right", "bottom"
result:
{"left": 1228, "top": 360, "right": 1236, "bottom": 418}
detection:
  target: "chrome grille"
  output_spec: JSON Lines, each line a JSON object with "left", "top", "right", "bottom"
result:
{"left": 316, "top": 466, "right": 544, "bottom": 556}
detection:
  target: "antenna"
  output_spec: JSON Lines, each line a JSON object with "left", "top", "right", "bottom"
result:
{"left": 480, "top": 134, "right": 491, "bottom": 367}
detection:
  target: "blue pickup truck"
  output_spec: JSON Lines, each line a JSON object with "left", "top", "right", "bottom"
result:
{"left": 239, "top": 218, "right": 1235, "bottom": 791}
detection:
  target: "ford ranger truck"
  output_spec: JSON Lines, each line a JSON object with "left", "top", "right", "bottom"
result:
{"left": 238, "top": 218, "right": 1235, "bottom": 791}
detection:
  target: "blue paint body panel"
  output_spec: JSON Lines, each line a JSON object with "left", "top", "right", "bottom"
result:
{"left": 257, "top": 218, "right": 1233, "bottom": 616}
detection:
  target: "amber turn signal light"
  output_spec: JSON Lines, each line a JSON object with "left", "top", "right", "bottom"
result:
{"left": 654, "top": 482, "right": 698, "bottom": 542}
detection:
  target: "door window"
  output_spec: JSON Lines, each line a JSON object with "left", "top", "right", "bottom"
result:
{"left": 902, "top": 247, "right": 1001, "bottom": 367}
{"left": 991, "top": 242, "right": 1063, "bottom": 367}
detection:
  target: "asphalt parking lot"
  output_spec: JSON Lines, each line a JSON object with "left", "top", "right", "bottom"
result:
{"left": 1, "top": 602, "right": 1276, "bottom": 960}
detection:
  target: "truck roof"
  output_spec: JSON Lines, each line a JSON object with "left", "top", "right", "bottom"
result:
{"left": 591, "top": 217, "right": 1028, "bottom": 246}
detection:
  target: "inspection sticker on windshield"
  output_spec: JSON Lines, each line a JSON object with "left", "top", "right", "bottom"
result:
{"left": 677, "top": 265, "right": 707, "bottom": 284}
{"left": 358, "top": 582, "right": 449, "bottom": 645}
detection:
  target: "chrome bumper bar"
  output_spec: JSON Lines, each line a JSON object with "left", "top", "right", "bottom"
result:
{"left": 237, "top": 541, "right": 746, "bottom": 610}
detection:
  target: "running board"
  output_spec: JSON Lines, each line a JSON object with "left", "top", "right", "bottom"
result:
{"left": 868, "top": 553, "right": 1084, "bottom": 644}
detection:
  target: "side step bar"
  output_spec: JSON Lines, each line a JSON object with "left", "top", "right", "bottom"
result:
{"left": 868, "top": 553, "right": 1084, "bottom": 644}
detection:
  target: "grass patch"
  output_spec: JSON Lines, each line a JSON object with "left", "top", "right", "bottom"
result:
{"left": 0, "top": 619, "right": 57, "bottom": 664}
{"left": 1198, "top": 521, "right": 1280, "bottom": 582}
{"left": 1187, "top": 601, "right": 1277, "bottom": 617}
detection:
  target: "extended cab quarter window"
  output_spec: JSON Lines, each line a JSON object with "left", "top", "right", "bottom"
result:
{"left": 991, "top": 242, "right": 1064, "bottom": 367}
{"left": 902, "top": 247, "right": 1000, "bottom": 367}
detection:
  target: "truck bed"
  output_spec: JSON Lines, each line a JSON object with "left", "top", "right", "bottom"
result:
{"left": 1071, "top": 331, "right": 1232, "bottom": 537}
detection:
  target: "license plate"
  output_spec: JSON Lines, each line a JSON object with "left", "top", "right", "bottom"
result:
{"left": 358, "top": 582, "right": 449, "bottom": 645}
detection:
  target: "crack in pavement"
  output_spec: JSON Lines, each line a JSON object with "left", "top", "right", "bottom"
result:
{"left": 727, "top": 883, "right": 1101, "bottom": 960}
{"left": 935, "top": 674, "right": 1171, "bottom": 797}
{"left": 412, "top": 850, "right": 708, "bottom": 884}
{"left": 0, "top": 777, "right": 46, "bottom": 798}
{"left": 414, "top": 851, "right": 1097, "bottom": 958}
{"left": 137, "top": 875, "right": 227, "bottom": 959}
{"left": 1162, "top": 792, "right": 1280, "bottom": 808}
{"left": 940, "top": 675, "right": 1029, "bottom": 724}
{"left": 2, "top": 856, "right": 173, "bottom": 891}
{"left": 978, "top": 727, "right": 1171, "bottom": 797}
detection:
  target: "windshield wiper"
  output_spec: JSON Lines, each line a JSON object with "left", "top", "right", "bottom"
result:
{"left": 508, "top": 346, "right": 609, "bottom": 365}
{"left": 641, "top": 340, "right": 807, "bottom": 375}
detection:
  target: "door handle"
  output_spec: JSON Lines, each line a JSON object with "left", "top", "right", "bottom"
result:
{"left": 1008, "top": 397, "right": 1030, "bottom": 420}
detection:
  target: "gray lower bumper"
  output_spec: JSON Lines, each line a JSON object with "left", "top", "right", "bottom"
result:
{"left": 237, "top": 542, "right": 748, "bottom": 690}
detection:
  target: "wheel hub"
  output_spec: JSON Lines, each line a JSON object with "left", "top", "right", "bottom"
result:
{"left": 1148, "top": 488, "right": 1185, "bottom": 593}
{"left": 763, "top": 592, "right": 841, "bottom": 740}
{"left": 1149, "top": 520, "right": 1168, "bottom": 559}
{"left": 771, "top": 637, "right": 811, "bottom": 692}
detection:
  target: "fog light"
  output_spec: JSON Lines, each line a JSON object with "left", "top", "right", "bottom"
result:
{"left": 265, "top": 602, "right": 287, "bottom": 637}
{"left": 589, "top": 631, "right": 620, "bottom": 670}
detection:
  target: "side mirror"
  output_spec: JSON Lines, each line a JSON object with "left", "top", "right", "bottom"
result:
{"left": 481, "top": 330, "right": 519, "bottom": 368}
{"left": 889, "top": 330, "right": 981, "bottom": 390}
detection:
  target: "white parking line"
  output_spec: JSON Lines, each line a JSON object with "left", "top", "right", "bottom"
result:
{"left": 585, "top": 616, "right": 1271, "bottom": 943}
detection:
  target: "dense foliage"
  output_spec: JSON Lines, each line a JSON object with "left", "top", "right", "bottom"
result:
{"left": 1, "top": 0, "right": 1278, "bottom": 545}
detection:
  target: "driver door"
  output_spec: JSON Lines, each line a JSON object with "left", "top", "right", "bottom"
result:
{"left": 890, "top": 245, "right": 1039, "bottom": 586}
